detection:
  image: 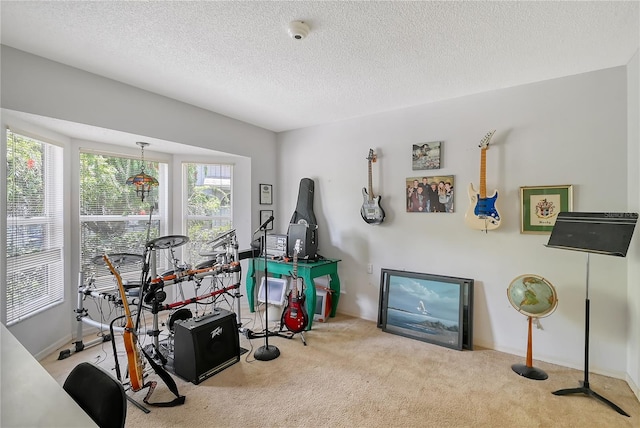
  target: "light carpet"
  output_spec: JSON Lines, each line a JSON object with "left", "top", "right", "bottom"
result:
{"left": 41, "top": 312, "right": 639, "bottom": 428}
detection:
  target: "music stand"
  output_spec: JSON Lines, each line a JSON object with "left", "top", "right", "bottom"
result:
{"left": 546, "top": 212, "right": 638, "bottom": 417}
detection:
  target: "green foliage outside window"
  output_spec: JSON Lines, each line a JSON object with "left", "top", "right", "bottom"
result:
{"left": 80, "top": 153, "right": 162, "bottom": 276}
{"left": 184, "top": 163, "right": 232, "bottom": 266}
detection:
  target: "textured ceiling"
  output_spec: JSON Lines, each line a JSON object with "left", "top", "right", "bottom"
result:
{"left": 1, "top": 1, "right": 639, "bottom": 134}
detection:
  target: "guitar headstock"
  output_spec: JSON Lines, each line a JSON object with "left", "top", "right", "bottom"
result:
{"left": 367, "top": 148, "right": 377, "bottom": 163}
{"left": 478, "top": 130, "right": 496, "bottom": 150}
{"left": 294, "top": 239, "right": 302, "bottom": 255}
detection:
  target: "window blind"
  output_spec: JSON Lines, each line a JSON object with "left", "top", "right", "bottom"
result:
{"left": 5, "top": 129, "right": 64, "bottom": 325}
{"left": 79, "top": 151, "right": 167, "bottom": 286}
{"left": 183, "top": 162, "right": 233, "bottom": 266}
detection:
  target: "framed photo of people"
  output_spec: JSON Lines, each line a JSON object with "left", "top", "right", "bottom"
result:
{"left": 406, "top": 175, "right": 454, "bottom": 213}
{"left": 520, "top": 185, "right": 573, "bottom": 234}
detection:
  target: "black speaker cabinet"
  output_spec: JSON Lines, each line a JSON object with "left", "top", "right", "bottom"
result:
{"left": 173, "top": 308, "right": 240, "bottom": 384}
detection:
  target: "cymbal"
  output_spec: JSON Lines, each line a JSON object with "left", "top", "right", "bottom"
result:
{"left": 146, "top": 235, "right": 190, "bottom": 249}
{"left": 199, "top": 250, "right": 225, "bottom": 257}
{"left": 93, "top": 253, "right": 143, "bottom": 266}
{"left": 206, "top": 229, "right": 236, "bottom": 245}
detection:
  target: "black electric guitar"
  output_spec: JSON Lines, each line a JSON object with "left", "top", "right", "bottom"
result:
{"left": 281, "top": 239, "right": 309, "bottom": 333}
{"left": 361, "top": 148, "right": 385, "bottom": 224}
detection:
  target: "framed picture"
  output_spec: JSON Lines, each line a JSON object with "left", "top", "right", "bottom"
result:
{"left": 259, "top": 210, "right": 274, "bottom": 230}
{"left": 378, "top": 269, "right": 473, "bottom": 351}
{"left": 259, "top": 183, "right": 272, "bottom": 205}
{"left": 412, "top": 141, "right": 442, "bottom": 170}
{"left": 406, "top": 175, "right": 455, "bottom": 213}
{"left": 520, "top": 185, "right": 573, "bottom": 234}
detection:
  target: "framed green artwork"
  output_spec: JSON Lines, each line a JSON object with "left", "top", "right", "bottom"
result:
{"left": 520, "top": 185, "right": 573, "bottom": 234}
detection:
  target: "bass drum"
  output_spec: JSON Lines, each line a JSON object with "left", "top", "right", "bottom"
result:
{"left": 167, "top": 308, "right": 193, "bottom": 332}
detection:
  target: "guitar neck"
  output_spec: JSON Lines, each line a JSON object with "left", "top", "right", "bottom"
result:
{"left": 479, "top": 148, "right": 487, "bottom": 199}
{"left": 367, "top": 159, "right": 374, "bottom": 201}
{"left": 291, "top": 240, "right": 301, "bottom": 297}
{"left": 103, "top": 255, "right": 133, "bottom": 322}
{"left": 292, "top": 252, "right": 299, "bottom": 293}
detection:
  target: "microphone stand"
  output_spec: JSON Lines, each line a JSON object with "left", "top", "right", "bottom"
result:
{"left": 246, "top": 215, "right": 295, "bottom": 358}
{"left": 253, "top": 222, "right": 281, "bottom": 361}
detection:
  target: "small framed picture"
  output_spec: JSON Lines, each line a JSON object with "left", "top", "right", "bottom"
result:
{"left": 412, "top": 141, "right": 442, "bottom": 170}
{"left": 520, "top": 185, "right": 573, "bottom": 234}
{"left": 259, "top": 183, "right": 272, "bottom": 205}
{"left": 260, "top": 210, "right": 274, "bottom": 230}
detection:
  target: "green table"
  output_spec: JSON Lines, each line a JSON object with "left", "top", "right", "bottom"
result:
{"left": 246, "top": 258, "right": 341, "bottom": 330}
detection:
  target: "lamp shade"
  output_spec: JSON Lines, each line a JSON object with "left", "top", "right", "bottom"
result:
{"left": 125, "top": 172, "right": 159, "bottom": 187}
{"left": 126, "top": 141, "right": 158, "bottom": 202}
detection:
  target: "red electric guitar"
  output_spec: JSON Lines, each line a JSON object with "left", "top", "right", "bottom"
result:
{"left": 281, "top": 239, "right": 309, "bottom": 333}
{"left": 103, "top": 254, "right": 145, "bottom": 391}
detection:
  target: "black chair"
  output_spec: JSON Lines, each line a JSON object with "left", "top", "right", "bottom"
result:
{"left": 63, "top": 362, "right": 127, "bottom": 428}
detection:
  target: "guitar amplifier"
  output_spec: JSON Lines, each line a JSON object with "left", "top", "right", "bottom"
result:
{"left": 173, "top": 308, "right": 240, "bottom": 384}
{"left": 264, "top": 234, "right": 287, "bottom": 257}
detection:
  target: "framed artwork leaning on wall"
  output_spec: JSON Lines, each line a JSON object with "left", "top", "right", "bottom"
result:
{"left": 378, "top": 269, "right": 473, "bottom": 351}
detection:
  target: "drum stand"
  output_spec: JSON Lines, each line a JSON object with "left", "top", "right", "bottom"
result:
{"left": 59, "top": 268, "right": 148, "bottom": 360}
{"left": 227, "top": 236, "right": 244, "bottom": 328}
{"left": 204, "top": 229, "right": 244, "bottom": 327}
{"left": 134, "top": 245, "right": 167, "bottom": 365}
{"left": 58, "top": 273, "right": 113, "bottom": 360}
{"left": 141, "top": 233, "right": 245, "bottom": 365}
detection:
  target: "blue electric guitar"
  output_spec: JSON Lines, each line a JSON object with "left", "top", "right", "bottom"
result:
{"left": 361, "top": 149, "right": 385, "bottom": 224}
{"left": 465, "top": 130, "right": 501, "bottom": 231}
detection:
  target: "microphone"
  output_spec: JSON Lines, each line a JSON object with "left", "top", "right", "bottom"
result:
{"left": 253, "top": 215, "right": 274, "bottom": 235}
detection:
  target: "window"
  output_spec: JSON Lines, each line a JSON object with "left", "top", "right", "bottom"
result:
{"left": 5, "top": 129, "right": 64, "bottom": 325}
{"left": 183, "top": 163, "right": 232, "bottom": 266}
{"left": 80, "top": 151, "right": 167, "bottom": 286}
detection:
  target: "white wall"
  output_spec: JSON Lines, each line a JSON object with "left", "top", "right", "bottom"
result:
{"left": 277, "top": 66, "right": 634, "bottom": 378}
{"left": 1, "top": 46, "right": 277, "bottom": 357}
{"left": 627, "top": 49, "right": 640, "bottom": 398}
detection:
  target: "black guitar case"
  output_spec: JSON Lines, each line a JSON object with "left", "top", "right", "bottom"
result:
{"left": 288, "top": 178, "right": 318, "bottom": 260}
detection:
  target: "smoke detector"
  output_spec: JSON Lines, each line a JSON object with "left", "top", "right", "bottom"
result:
{"left": 288, "top": 21, "right": 310, "bottom": 40}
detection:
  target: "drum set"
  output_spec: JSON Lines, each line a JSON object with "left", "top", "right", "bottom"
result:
{"left": 62, "top": 229, "right": 242, "bottom": 361}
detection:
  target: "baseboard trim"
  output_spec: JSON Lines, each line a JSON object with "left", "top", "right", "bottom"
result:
{"left": 626, "top": 373, "right": 640, "bottom": 401}
{"left": 34, "top": 334, "right": 71, "bottom": 361}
